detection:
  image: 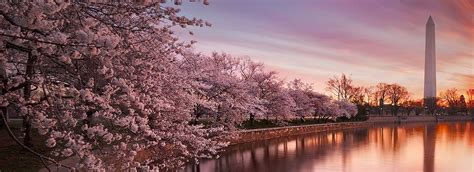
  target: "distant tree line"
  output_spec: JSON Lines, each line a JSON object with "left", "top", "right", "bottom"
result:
{"left": 326, "top": 74, "right": 474, "bottom": 116}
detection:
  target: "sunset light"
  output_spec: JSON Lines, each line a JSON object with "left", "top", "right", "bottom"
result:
{"left": 0, "top": 1, "right": 472, "bottom": 171}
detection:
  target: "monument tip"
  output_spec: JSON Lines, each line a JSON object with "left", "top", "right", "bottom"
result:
{"left": 427, "top": 16, "right": 434, "bottom": 25}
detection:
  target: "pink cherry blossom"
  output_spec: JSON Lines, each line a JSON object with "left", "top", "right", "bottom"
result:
{"left": 0, "top": 1, "right": 358, "bottom": 171}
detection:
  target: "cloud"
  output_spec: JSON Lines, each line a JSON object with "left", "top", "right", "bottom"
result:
{"left": 180, "top": 0, "right": 473, "bottom": 98}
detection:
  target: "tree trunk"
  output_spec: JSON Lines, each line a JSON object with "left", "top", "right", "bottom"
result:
{"left": 22, "top": 52, "right": 36, "bottom": 146}
{"left": 22, "top": 116, "right": 32, "bottom": 146}
{"left": 0, "top": 107, "right": 6, "bottom": 128}
{"left": 249, "top": 113, "right": 255, "bottom": 126}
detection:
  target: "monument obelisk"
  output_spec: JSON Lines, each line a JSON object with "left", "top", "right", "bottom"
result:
{"left": 424, "top": 16, "right": 436, "bottom": 111}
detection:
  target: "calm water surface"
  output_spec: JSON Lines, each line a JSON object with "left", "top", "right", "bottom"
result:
{"left": 184, "top": 121, "right": 474, "bottom": 172}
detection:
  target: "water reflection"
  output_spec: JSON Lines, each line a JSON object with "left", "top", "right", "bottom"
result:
{"left": 183, "top": 122, "right": 474, "bottom": 172}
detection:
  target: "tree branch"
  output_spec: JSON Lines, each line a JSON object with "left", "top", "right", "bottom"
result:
{"left": 0, "top": 11, "right": 46, "bottom": 37}
{"left": 5, "top": 41, "right": 32, "bottom": 53}
{"left": 2, "top": 82, "right": 27, "bottom": 95}
{"left": 0, "top": 33, "right": 102, "bottom": 48}
{"left": 0, "top": 109, "right": 74, "bottom": 170}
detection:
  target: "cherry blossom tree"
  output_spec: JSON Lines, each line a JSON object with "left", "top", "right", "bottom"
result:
{"left": 307, "top": 89, "right": 357, "bottom": 120}
{"left": 0, "top": 1, "right": 228, "bottom": 170}
{"left": 264, "top": 82, "right": 295, "bottom": 121}
{"left": 333, "top": 100, "right": 358, "bottom": 118}
{"left": 288, "top": 79, "right": 313, "bottom": 121}
{"left": 0, "top": 1, "right": 362, "bottom": 170}
{"left": 237, "top": 59, "right": 297, "bottom": 122}
{"left": 181, "top": 52, "right": 257, "bottom": 128}
{"left": 237, "top": 58, "right": 273, "bottom": 121}
{"left": 316, "top": 100, "right": 339, "bottom": 120}
{"left": 307, "top": 92, "right": 331, "bottom": 119}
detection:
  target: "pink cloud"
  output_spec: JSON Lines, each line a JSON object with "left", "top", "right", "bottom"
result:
{"left": 180, "top": 0, "right": 473, "bottom": 98}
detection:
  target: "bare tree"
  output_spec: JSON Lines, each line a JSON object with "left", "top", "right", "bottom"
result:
{"left": 348, "top": 86, "right": 365, "bottom": 105}
{"left": 326, "top": 73, "right": 353, "bottom": 101}
{"left": 374, "top": 83, "right": 390, "bottom": 105}
{"left": 387, "top": 84, "right": 409, "bottom": 116}
{"left": 364, "top": 86, "right": 375, "bottom": 106}
{"left": 466, "top": 89, "right": 474, "bottom": 113}
{"left": 441, "top": 88, "right": 460, "bottom": 114}
{"left": 373, "top": 83, "right": 390, "bottom": 115}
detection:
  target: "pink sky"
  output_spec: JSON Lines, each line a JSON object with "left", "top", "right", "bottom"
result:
{"left": 178, "top": 0, "right": 473, "bottom": 98}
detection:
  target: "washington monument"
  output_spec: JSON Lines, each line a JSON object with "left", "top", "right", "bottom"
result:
{"left": 424, "top": 16, "right": 436, "bottom": 109}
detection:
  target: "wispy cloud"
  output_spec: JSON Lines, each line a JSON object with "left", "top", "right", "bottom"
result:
{"left": 179, "top": 0, "right": 473, "bottom": 98}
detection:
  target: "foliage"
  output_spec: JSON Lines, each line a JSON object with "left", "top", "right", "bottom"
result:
{"left": 0, "top": 1, "right": 360, "bottom": 170}
{"left": 0, "top": 1, "right": 223, "bottom": 170}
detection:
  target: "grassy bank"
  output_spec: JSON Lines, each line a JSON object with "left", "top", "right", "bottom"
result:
{"left": 240, "top": 115, "right": 368, "bottom": 130}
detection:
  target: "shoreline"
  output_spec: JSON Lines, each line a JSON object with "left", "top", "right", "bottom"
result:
{"left": 232, "top": 115, "right": 474, "bottom": 144}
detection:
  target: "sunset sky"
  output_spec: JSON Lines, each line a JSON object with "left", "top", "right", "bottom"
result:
{"left": 178, "top": 0, "right": 473, "bottom": 98}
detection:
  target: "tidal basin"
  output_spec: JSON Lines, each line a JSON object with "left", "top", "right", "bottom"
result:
{"left": 184, "top": 121, "right": 474, "bottom": 172}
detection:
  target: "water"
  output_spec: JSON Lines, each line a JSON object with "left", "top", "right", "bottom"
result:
{"left": 184, "top": 121, "right": 474, "bottom": 172}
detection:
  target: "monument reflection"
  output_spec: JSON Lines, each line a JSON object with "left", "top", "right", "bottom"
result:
{"left": 183, "top": 122, "right": 474, "bottom": 172}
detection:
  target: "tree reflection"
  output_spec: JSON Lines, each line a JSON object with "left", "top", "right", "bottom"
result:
{"left": 183, "top": 122, "right": 474, "bottom": 172}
